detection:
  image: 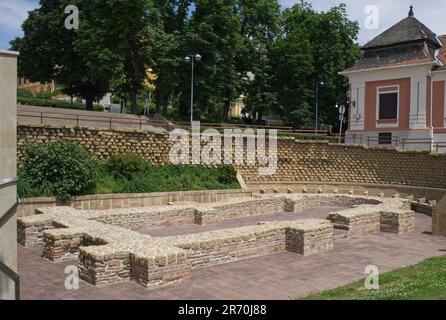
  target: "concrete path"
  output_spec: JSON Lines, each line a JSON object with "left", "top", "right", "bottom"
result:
{"left": 17, "top": 105, "right": 167, "bottom": 133}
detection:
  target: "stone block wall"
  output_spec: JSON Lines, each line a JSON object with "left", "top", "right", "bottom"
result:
{"left": 380, "top": 210, "right": 416, "bottom": 235}
{"left": 170, "top": 227, "right": 288, "bottom": 269}
{"left": 285, "top": 224, "right": 334, "bottom": 256}
{"left": 195, "top": 197, "right": 288, "bottom": 225}
{"left": 78, "top": 249, "right": 132, "bottom": 287}
{"left": 17, "top": 194, "right": 416, "bottom": 289}
{"left": 88, "top": 207, "right": 198, "bottom": 230}
{"left": 17, "top": 125, "right": 446, "bottom": 191}
{"left": 17, "top": 190, "right": 253, "bottom": 217}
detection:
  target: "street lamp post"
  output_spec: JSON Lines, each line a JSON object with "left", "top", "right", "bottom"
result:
{"left": 337, "top": 104, "right": 346, "bottom": 144}
{"left": 315, "top": 81, "right": 324, "bottom": 135}
{"left": 185, "top": 54, "right": 202, "bottom": 125}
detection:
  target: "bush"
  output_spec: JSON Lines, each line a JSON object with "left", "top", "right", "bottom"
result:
{"left": 17, "top": 88, "right": 34, "bottom": 99}
{"left": 216, "top": 165, "right": 238, "bottom": 184}
{"left": 21, "top": 141, "right": 97, "bottom": 201}
{"left": 17, "top": 97, "right": 104, "bottom": 111}
{"left": 106, "top": 153, "right": 148, "bottom": 180}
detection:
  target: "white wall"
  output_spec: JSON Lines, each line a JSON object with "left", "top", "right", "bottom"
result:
{"left": 0, "top": 50, "right": 18, "bottom": 300}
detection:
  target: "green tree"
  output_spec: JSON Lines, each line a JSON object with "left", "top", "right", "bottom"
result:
{"left": 11, "top": 0, "right": 111, "bottom": 110}
{"left": 236, "top": 0, "right": 281, "bottom": 122}
{"left": 275, "top": 1, "right": 360, "bottom": 128}
{"left": 75, "top": 0, "right": 157, "bottom": 114}
{"left": 151, "top": 0, "right": 193, "bottom": 115}
{"left": 181, "top": 0, "right": 243, "bottom": 121}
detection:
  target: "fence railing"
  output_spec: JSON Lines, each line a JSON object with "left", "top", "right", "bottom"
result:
{"left": 0, "top": 176, "right": 20, "bottom": 300}
{"left": 18, "top": 109, "right": 172, "bottom": 130}
{"left": 346, "top": 135, "right": 446, "bottom": 153}
{"left": 18, "top": 108, "right": 333, "bottom": 136}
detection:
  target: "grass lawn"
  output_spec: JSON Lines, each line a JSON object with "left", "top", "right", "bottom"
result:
{"left": 18, "top": 164, "right": 241, "bottom": 199}
{"left": 301, "top": 255, "right": 446, "bottom": 300}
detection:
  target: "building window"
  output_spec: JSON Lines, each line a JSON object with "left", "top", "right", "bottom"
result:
{"left": 378, "top": 133, "right": 392, "bottom": 145}
{"left": 378, "top": 91, "right": 398, "bottom": 120}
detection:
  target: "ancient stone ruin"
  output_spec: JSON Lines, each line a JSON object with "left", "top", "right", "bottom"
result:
{"left": 18, "top": 194, "right": 415, "bottom": 289}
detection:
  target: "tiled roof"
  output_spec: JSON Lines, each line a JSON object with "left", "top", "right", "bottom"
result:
{"left": 342, "top": 42, "right": 436, "bottom": 73}
{"left": 433, "top": 35, "right": 446, "bottom": 71}
{"left": 342, "top": 8, "right": 444, "bottom": 74}
{"left": 363, "top": 16, "right": 442, "bottom": 49}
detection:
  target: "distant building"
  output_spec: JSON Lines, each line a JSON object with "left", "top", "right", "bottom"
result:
{"left": 341, "top": 6, "right": 446, "bottom": 152}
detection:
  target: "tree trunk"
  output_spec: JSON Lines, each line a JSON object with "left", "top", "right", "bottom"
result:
{"left": 130, "top": 90, "right": 138, "bottom": 115}
{"left": 155, "top": 90, "right": 162, "bottom": 114}
{"left": 162, "top": 94, "right": 169, "bottom": 115}
{"left": 85, "top": 97, "right": 94, "bottom": 111}
{"left": 223, "top": 100, "right": 231, "bottom": 120}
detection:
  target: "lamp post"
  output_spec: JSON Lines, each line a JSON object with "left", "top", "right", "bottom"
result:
{"left": 185, "top": 54, "right": 202, "bottom": 125}
{"left": 337, "top": 104, "right": 346, "bottom": 144}
{"left": 315, "top": 81, "right": 324, "bottom": 135}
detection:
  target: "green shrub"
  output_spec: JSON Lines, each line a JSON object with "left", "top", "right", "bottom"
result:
{"left": 216, "top": 165, "right": 237, "bottom": 184}
{"left": 18, "top": 97, "right": 104, "bottom": 111}
{"left": 106, "top": 153, "right": 148, "bottom": 180}
{"left": 17, "top": 88, "right": 34, "bottom": 99}
{"left": 22, "top": 141, "right": 97, "bottom": 201}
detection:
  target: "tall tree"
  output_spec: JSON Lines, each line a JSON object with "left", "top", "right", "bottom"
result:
{"left": 276, "top": 1, "right": 360, "bottom": 128}
{"left": 11, "top": 0, "right": 112, "bottom": 110}
{"left": 182, "top": 0, "right": 243, "bottom": 121}
{"left": 235, "top": 0, "right": 281, "bottom": 122}
{"left": 75, "top": 0, "right": 157, "bottom": 114}
{"left": 151, "top": 0, "right": 192, "bottom": 115}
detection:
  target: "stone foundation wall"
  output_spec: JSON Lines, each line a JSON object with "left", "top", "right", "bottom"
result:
{"left": 88, "top": 207, "right": 198, "bottom": 230}
{"left": 17, "top": 189, "right": 253, "bottom": 217}
{"left": 79, "top": 250, "right": 132, "bottom": 287}
{"left": 196, "top": 197, "right": 288, "bottom": 225}
{"left": 380, "top": 210, "right": 416, "bottom": 235}
{"left": 17, "top": 194, "right": 416, "bottom": 290}
{"left": 170, "top": 228, "right": 287, "bottom": 269}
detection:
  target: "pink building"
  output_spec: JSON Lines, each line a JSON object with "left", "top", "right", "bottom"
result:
{"left": 342, "top": 7, "right": 446, "bottom": 152}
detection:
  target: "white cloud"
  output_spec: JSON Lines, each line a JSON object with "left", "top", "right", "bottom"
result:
{"left": 280, "top": 0, "right": 446, "bottom": 44}
{"left": 0, "top": 0, "right": 37, "bottom": 30}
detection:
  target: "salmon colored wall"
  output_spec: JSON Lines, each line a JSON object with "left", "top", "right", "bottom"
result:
{"left": 432, "top": 80, "right": 445, "bottom": 128}
{"left": 364, "top": 78, "right": 411, "bottom": 130}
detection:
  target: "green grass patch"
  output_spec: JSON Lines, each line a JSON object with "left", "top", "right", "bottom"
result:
{"left": 301, "top": 255, "right": 446, "bottom": 300}
{"left": 19, "top": 163, "right": 241, "bottom": 199}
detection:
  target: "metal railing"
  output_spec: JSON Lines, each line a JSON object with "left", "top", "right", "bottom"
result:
{"left": 346, "top": 135, "right": 446, "bottom": 153}
{"left": 0, "top": 176, "right": 20, "bottom": 300}
{"left": 18, "top": 108, "right": 334, "bottom": 136}
{"left": 18, "top": 109, "right": 172, "bottom": 131}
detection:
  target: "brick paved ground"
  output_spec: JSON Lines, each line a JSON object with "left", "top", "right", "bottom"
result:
{"left": 19, "top": 212, "right": 446, "bottom": 300}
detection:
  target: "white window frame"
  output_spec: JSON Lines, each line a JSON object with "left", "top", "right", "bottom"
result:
{"left": 376, "top": 85, "right": 400, "bottom": 128}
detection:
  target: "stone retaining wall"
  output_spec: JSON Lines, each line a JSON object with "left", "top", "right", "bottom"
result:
{"left": 17, "top": 124, "right": 446, "bottom": 190}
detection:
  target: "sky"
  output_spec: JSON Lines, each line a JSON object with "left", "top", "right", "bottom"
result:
{"left": 1, "top": 0, "right": 446, "bottom": 50}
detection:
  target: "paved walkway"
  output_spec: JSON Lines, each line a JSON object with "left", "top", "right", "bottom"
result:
{"left": 19, "top": 213, "right": 446, "bottom": 300}
{"left": 17, "top": 105, "right": 167, "bottom": 133}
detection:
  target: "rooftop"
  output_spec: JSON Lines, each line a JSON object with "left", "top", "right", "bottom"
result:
{"left": 343, "top": 6, "right": 444, "bottom": 73}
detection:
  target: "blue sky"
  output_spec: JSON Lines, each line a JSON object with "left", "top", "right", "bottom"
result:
{"left": 1, "top": 0, "right": 446, "bottom": 50}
